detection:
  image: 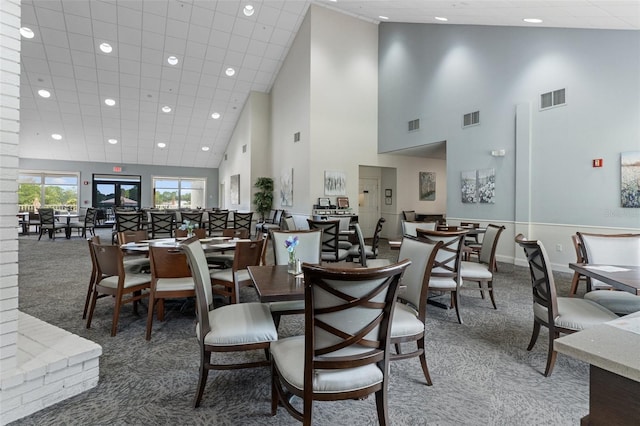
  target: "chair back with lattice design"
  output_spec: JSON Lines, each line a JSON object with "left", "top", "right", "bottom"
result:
{"left": 233, "top": 212, "right": 253, "bottom": 234}
{"left": 307, "top": 219, "right": 340, "bottom": 260}
{"left": 180, "top": 211, "right": 204, "bottom": 229}
{"left": 115, "top": 211, "right": 142, "bottom": 233}
{"left": 150, "top": 212, "right": 175, "bottom": 239}
{"left": 371, "top": 217, "right": 386, "bottom": 256}
{"left": 302, "top": 260, "right": 410, "bottom": 385}
{"left": 415, "top": 229, "right": 466, "bottom": 281}
{"left": 207, "top": 211, "right": 229, "bottom": 236}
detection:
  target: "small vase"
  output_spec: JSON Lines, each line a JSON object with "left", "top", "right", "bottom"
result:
{"left": 288, "top": 251, "right": 296, "bottom": 274}
{"left": 187, "top": 230, "right": 194, "bottom": 238}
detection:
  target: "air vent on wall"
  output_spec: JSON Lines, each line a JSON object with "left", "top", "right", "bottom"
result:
{"left": 294, "top": 132, "right": 300, "bottom": 142}
{"left": 540, "top": 88, "right": 566, "bottom": 110}
{"left": 463, "top": 110, "right": 480, "bottom": 127}
{"left": 242, "top": 144, "right": 247, "bottom": 153}
{"left": 408, "top": 119, "right": 420, "bottom": 132}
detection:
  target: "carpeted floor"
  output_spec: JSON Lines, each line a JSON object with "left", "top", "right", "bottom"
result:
{"left": 14, "top": 228, "right": 593, "bottom": 425}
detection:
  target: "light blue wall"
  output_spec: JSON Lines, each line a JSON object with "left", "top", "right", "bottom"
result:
{"left": 19, "top": 158, "right": 218, "bottom": 209}
{"left": 379, "top": 24, "right": 640, "bottom": 228}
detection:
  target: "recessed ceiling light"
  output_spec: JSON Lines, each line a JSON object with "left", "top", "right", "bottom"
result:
{"left": 243, "top": 5, "right": 254, "bottom": 16}
{"left": 167, "top": 56, "right": 179, "bottom": 65}
{"left": 211, "top": 112, "right": 221, "bottom": 119}
{"left": 99, "top": 42, "right": 112, "bottom": 53}
{"left": 104, "top": 98, "right": 116, "bottom": 106}
{"left": 162, "top": 105, "right": 172, "bottom": 113}
{"left": 379, "top": 16, "right": 389, "bottom": 20}
{"left": 38, "top": 89, "right": 51, "bottom": 98}
{"left": 51, "top": 133, "right": 62, "bottom": 140}
{"left": 225, "top": 67, "right": 236, "bottom": 77}
{"left": 108, "top": 138, "right": 118, "bottom": 145}
{"left": 523, "top": 18, "right": 543, "bottom": 24}
{"left": 201, "top": 146, "right": 210, "bottom": 152}
{"left": 435, "top": 16, "right": 448, "bottom": 22}
{"left": 20, "top": 27, "right": 34, "bottom": 39}
{"left": 157, "top": 142, "right": 167, "bottom": 148}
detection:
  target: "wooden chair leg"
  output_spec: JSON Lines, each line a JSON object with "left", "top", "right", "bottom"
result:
{"left": 417, "top": 338, "right": 433, "bottom": 386}
{"left": 193, "top": 349, "right": 210, "bottom": 408}
{"left": 271, "top": 362, "right": 279, "bottom": 416}
{"left": 527, "top": 321, "right": 541, "bottom": 351}
{"left": 86, "top": 288, "right": 98, "bottom": 329}
{"left": 375, "top": 388, "right": 389, "bottom": 426}
{"left": 544, "top": 331, "right": 559, "bottom": 377}
{"left": 394, "top": 343, "right": 401, "bottom": 355}
{"left": 145, "top": 296, "right": 155, "bottom": 341}
{"left": 487, "top": 281, "right": 497, "bottom": 309}
{"left": 569, "top": 272, "right": 581, "bottom": 297}
{"left": 452, "top": 291, "right": 463, "bottom": 324}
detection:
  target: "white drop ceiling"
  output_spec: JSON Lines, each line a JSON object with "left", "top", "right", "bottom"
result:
{"left": 18, "top": 0, "right": 640, "bottom": 168}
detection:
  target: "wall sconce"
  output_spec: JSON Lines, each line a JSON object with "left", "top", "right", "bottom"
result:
{"left": 491, "top": 149, "right": 506, "bottom": 157}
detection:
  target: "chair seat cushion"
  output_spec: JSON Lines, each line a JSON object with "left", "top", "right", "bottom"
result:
{"left": 198, "top": 302, "right": 277, "bottom": 346}
{"left": 533, "top": 297, "right": 618, "bottom": 330}
{"left": 156, "top": 277, "right": 195, "bottom": 292}
{"left": 428, "top": 277, "right": 457, "bottom": 290}
{"left": 584, "top": 290, "right": 640, "bottom": 316}
{"left": 321, "top": 249, "right": 349, "bottom": 262}
{"left": 338, "top": 240, "right": 353, "bottom": 250}
{"left": 100, "top": 273, "right": 150, "bottom": 289}
{"left": 460, "top": 261, "right": 492, "bottom": 280}
{"left": 269, "top": 300, "right": 305, "bottom": 313}
{"left": 347, "top": 244, "right": 375, "bottom": 258}
{"left": 270, "top": 336, "right": 383, "bottom": 393}
{"left": 210, "top": 269, "right": 250, "bottom": 283}
{"left": 390, "top": 302, "right": 424, "bottom": 338}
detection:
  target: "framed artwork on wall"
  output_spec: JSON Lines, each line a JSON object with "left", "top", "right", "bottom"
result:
{"left": 385, "top": 189, "right": 392, "bottom": 197}
{"left": 318, "top": 197, "right": 331, "bottom": 207}
{"left": 230, "top": 174, "right": 240, "bottom": 205}
{"left": 419, "top": 172, "right": 436, "bottom": 201}
{"left": 621, "top": 151, "right": 640, "bottom": 207}
{"left": 337, "top": 196, "right": 349, "bottom": 208}
{"left": 477, "top": 168, "right": 496, "bottom": 204}
{"left": 461, "top": 170, "right": 477, "bottom": 204}
{"left": 385, "top": 197, "right": 392, "bottom": 205}
{"left": 324, "top": 171, "right": 346, "bottom": 195}
{"left": 280, "top": 168, "right": 293, "bottom": 207}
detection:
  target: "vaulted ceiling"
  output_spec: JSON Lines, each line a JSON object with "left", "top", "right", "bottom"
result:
{"left": 18, "top": 0, "right": 639, "bottom": 168}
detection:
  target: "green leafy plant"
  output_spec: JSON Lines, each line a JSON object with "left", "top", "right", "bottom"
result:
{"left": 253, "top": 177, "right": 274, "bottom": 221}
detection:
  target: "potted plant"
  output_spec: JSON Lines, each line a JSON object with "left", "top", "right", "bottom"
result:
{"left": 253, "top": 177, "right": 274, "bottom": 222}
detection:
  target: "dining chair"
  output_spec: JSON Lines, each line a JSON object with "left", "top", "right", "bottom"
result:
{"left": 86, "top": 242, "right": 152, "bottom": 337}
{"left": 232, "top": 211, "right": 253, "bottom": 237}
{"left": 347, "top": 218, "right": 386, "bottom": 265}
{"left": 307, "top": 219, "right": 349, "bottom": 262}
{"left": 568, "top": 234, "right": 589, "bottom": 297}
{"left": 209, "top": 238, "right": 265, "bottom": 304}
{"left": 180, "top": 211, "right": 204, "bottom": 229}
{"left": 402, "top": 220, "right": 435, "bottom": 237}
{"left": 402, "top": 210, "right": 417, "bottom": 221}
{"left": 150, "top": 211, "right": 175, "bottom": 239}
{"left": 269, "top": 260, "right": 410, "bottom": 425}
{"left": 179, "top": 236, "right": 278, "bottom": 408}
{"left": 113, "top": 211, "right": 143, "bottom": 243}
{"left": 207, "top": 210, "right": 229, "bottom": 236}
{"left": 205, "top": 228, "right": 250, "bottom": 269}
{"left": 28, "top": 211, "right": 41, "bottom": 234}
{"left": 269, "top": 229, "right": 323, "bottom": 326}
{"left": 416, "top": 228, "right": 467, "bottom": 324}
{"left": 390, "top": 236, "right": 442, "bottom": 385}
{"left": 146, "top": 245, "right": 196, "bottom": 340}
{"left": 459, "top": 224, "right": 505, "bottom": 309}
{"left": 282, "top": 215, "right": 297, "bottom": 231}
{"left": 337, "top": 216, "right": 353, "bottom": 250}
{"left": 83, "top": 236, "right": 103, "bottom": 319}
{"left": 37, "top": 208, "right": 67, "bottom": 240}
{"left": 515, "top": 234, "right": 617, "bottom": 376}
{"left": 577, "top": 232, "right": 640, "bottom": 315}
{"left": 67, "top": 207, "right": 97, "bottom": 238}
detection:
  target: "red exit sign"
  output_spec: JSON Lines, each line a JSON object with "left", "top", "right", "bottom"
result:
{"left": 113, "top": 166, "right": 122, "bottom": 172}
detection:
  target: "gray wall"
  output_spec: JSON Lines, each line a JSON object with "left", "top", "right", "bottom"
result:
{"left": 379, "top": 24, "right": 640, "bottom": 228}
{"left": 19, "top": 158, "right": 218, "bottom": 209}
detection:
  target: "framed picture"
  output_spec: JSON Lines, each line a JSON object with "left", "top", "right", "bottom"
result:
{"left": 318, "top": 197, "right": 330, "bottom": 207}
{"left": 477, "top": 168, "right": 496, "bottom": 204}
{"left": 385, "top": 197, "right": 392, "bottom": 205}
{"left": 230, "top": 174, "right": 240, "bottom": 205}
{"left": 324, "top": 170, "right": 346, "bottom": 195}
{"left": 385, "top": 189, "right": 392, "bottom": 197}
{"left": 280, "top": 168, "right": 293, "bottom": 207}
{"left": 419, "top": 172, "right": 436, "bottom": 201}
{"left": 337, "top": 196, "right": 349, "bottom": 208}
{"left": 621, "top": 151, "right": 640, "bottom": 207}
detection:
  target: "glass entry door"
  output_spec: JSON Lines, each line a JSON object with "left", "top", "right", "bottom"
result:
{"left": 93, "top": 175, "right": 142, "bottom": 221}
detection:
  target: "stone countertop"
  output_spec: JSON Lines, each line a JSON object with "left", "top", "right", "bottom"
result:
{"left": 555, "top": 311, "right": 640, "bottom": 382}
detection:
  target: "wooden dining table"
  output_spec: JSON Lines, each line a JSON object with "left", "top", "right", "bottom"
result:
{"left": 120, "top": 237, "right": 250, "bottom": 253}
{"left": 569, "top": 263, "right": 640, "bottom": 295}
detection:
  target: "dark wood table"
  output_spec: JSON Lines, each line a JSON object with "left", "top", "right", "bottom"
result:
{"left": 569, "top": 263, "right": 640, "bottom": 295}
{"left": 248, "top": 265, "right": 304, "bottom": 302}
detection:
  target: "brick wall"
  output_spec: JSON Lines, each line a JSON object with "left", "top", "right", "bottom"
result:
{"left": 0, "top": 0, "right": 21, "bottom": 374}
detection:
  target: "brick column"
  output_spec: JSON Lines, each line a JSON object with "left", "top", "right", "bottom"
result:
{"left": 0, "top": 0, "right": 21, "bottom": 372}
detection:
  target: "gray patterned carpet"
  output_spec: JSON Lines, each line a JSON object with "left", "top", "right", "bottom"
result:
{"left": 14, "top": 228, "right": 592, "bottom": 425}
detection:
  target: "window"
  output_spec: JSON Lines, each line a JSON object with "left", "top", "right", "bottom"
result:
{"left": 153, "top": 177, "right": 206, "bottom": 209}
{"left": 18, "top": 172, "right": 79, "bottom": 212}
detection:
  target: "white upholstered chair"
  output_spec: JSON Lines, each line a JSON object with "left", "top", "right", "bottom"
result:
{"left": 402, "top": 220, "right": 436, "bottom": 237}
{"left": 180, "top": 236, "right": 277, "bottom": 408}
{"left": 269, "top": 260, "right": 410, "bottom": 425}
{"left": 515, "top": 234, "right": 618, "bottom": 376}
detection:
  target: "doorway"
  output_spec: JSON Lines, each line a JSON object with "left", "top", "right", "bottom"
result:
{"left": 93, "top": 175, "right": 142, "bottom": 222}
